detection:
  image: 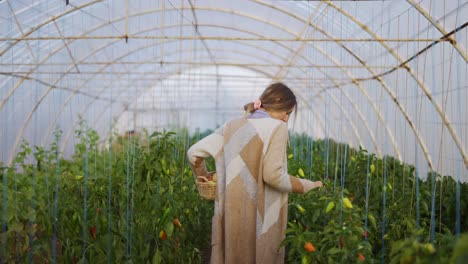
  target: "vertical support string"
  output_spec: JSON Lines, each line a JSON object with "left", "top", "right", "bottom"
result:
{"left": 52, "top": 128, "right": 61, "bottom": 264}
{"left": 414, "top": 99, "right": 421, "bottom": 232}
{"left": 29, "top": 16, "right": 42, "bottom": 262}
{"left": 363, "top": 2, "right": 372, "bottom": 237}
{"left": 430, "top": 171, "right": 436, "bottom": 242}
{"left": 1, "top": 7, "right": 13, "bottom": 260}
{"left": 430, "top": 1, "right": 440, "bottom": 243}
{"left": 381, "top": 2, "right": 390, "bottom": 262}
{"left": 333, "top": 129, "right": 340, "bottom": 190}
{"left": 325, "top": 88, "right": 330, "bottom": 180}
{"left": 130, "top": 120, "right": 136, "bottom": 257}
{"left": 125, "top": 129, "right": 130, "bottom": 260}
{"left": 338, "top": 0, "right": 346, "bottom": 226}
{"left": 414, "top": 10, "right": 421, "bottom": 234}
{"left": 454, "top": 0, "right": 463, "bottom": 238}
{"left": 429, "top": 0, "right": 438, "bottom": 242}
{"left": 1, "top": 157, "right": 6, "bottom": 260}
{"left": 381, "top": 155, "right": 387, "bottom": 264}
{"left": 107, "top": 98, "right": 113, "bottom": 264}
{"left": 364, "top": 153, "right": 370, "bottom": 241}
{"left": 81, "top": 124, "right": 89, "bottom": 263}
{"left": 339, "top": 145, "right": 348, "bottom": 228}
{"left": 107, "top": 3, "right": 114, "bottom": 262}
{"left": 124, "top": 27, "right": 132, "bottom": 259}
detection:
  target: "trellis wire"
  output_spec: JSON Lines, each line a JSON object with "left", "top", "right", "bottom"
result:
{"left": 339, "top": 145, "right": 348, "bottom": 227}
{"left": 429, "top": 3, "right": 438, "bottom": 242}
{"left": 107, "top": 124, "right": 113, "bottom": 264}
{"left": 28, "top": 21, "right": 43, "bottom": 262}
{"left": 82, "top": 124, "right": 90, "bottom": 263}
{"left": 364, "top": 153, "right": 371, "bottom": 241}
{"left": 333, "top": 138, "right": 340, "bottom": 190}
{"left": 363, "top": 11, "right": 372, "bottom": 237}
{"left": 52, "top": 128, "right": 61, "bottom": 264}
{"left": 52, "top": 13, "right": 65, "bottom": 261}
{"left": 107, "top": 4, "right": 115, "bottom": 262}
{"left": 413, "top": 12, "right": 421, "bottom": 234}
{"left": 414, "top": 103, "right": 421, "bottom": 233}
{"left": 0, "top": 8, "right": 13, "bottom": 260}
{"left": 124, "top": 51, "right": 131, "bottom": 260}
{"left": 125, "top": 129, "right": 131, "bottom": 259}
{"left": 130, "top": 127, "right": 136, "bottom": 256}
{"left": 325, "top": 93, "right": 330, "bottom": 181}
{"left": 454, "top": 0, "right": 463, "bottom": 239}
{"left": 380, "top": 4, "right": 390, "bottom": 262}
{"left": 338, "top": 3, "right": 346, "bottom": 223}
{"left": 430, "top": 171, "right": 436, "bottom": 242}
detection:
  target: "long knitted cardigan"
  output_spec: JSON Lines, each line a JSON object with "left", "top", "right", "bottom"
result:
{"left": 187, "top": 115, "right": 317, "bottom": 264}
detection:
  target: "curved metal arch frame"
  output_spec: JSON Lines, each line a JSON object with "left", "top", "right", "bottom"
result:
{"left": 0, "top": 6, "right": 317, "bottom": 113}
{"left": 268, "top": 3, "right": 374, "bottom": 153}
{"left": 306, "top": 44, "right": 385, "bottom": 158}
{"left": 406, "top": 0, "right": 467, "bottom": 62}
{"left": 269, "top": 4, "right": 390, "bottom": 158}
{"left": 46, "top": 43, "right": 332, "bottom": 150}
{"left": 0, "top": 20, "right": 366, "bottom": 166}
{"left": 253, "top": 1, "right": 410, "bottom": 159}
{"left": 325, "top": 0, "right": 467, "bottom": 169}
{"left": 2, "top": 8, "right": 385, "bottom": 162}
{"left": 99, "top": 51, "right": 370, "bottom": 154}
{"left": 36, "top": 26, "right": 329, "bottom": 146}
{"left": 59, "top": 63, "right": 334, "bottom": 155}
{"left": 257, "top": 0, "right": 468, "bottom": 170}
{"left": 46, "top": 21, "right": 383, "bottom": 159}
{"left": 311, "top": 45, "right": 403, "bottom": 161}
{"left": 5, "top": 7, "right": 390, "bottom": 164}
{"left": 60, "top": 59, "right": 372, "bottom": 160}
{"left": 0, "top": 0, "right": 104, "bottom": 57}
{"left": 25, "top": 38, "right": 330, "bottom": 153}
{"left": 273, "top": 13, "right": 385, "bottom": 156}
{"left": 255, "top": 0, "right": 436, "bottom": 169}
{"left": 56, "top": 50, "right": 338, "bottom": 154}
{"left": 1, "top": 2, "right": 458, "bottom": 169}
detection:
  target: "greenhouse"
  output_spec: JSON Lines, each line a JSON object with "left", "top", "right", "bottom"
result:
{"left": 0, "top": 0, "right": 467, "bottom": 263}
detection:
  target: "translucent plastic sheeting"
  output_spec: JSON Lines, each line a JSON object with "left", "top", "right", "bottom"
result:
{"left": 0, "top": 0, "right": 467, "bottom": 182}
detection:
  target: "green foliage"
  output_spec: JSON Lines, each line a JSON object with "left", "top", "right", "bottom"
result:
{"left": 284, "top": 133, "right": 467, "bottom": 263}
{"left": 1, "top": 125, "right": 213, "bottom": 263}
{"left": 1, "top": 127, "right": 467, "bottom": 263}
{"left": 450, "top": 233, "right": 468, "bottom": 264}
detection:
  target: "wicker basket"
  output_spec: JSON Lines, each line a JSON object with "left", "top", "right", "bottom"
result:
{"left": 196, "top": 175, "right": 217, "bottom": 200}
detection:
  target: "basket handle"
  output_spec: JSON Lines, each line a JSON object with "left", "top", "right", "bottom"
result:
{"left": 197, "top": 176, "right": 210, "bottom": 182}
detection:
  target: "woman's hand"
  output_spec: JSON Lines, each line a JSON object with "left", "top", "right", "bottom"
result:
{"left": 201, "top": 171, "right": 217, "bottom": 182}
{"left": 314, "top": 181, "right": 323, "bottom": 188}
{"left": 302, "top": 180, "right": 323, "bottom": 193}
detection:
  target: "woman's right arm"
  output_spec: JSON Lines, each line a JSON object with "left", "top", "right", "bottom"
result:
{"left": 187, "top": 126, "right": 224, "bottom": 177}
{"left": 263, "top": 123, "right": 322, "bottom": 193}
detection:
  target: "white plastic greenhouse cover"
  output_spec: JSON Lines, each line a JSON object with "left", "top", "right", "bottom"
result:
{"left": 0, "top": 0, "right": 467, "bottom": 182}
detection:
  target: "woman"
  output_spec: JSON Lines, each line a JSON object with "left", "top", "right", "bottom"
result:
{"left": 187, "top": 82, "right": 323, "bottom": 264}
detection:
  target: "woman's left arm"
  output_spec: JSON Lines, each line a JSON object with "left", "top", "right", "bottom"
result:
{"left": 263, "top": 123, "right": 321, "bottom": 193}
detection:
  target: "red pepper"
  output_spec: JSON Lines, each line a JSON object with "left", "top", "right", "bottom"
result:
{"left": 362, "top": 230, "right": 369, "bottom": 238}
{"left": 159, "top": 230, "right": 167, "bottom": 240}
{"left": 173, "top": 218, "right": 182, "bottom": 228}
{"left": 358, "top": 253, "right": 365, "bottom": 262}
{"left": 90, "top": 226, "right": 96, "bottom": 240}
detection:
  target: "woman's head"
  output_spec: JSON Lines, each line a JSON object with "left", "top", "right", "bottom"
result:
{"left": 244, "top": 82, "right": 297, "bottom": 122}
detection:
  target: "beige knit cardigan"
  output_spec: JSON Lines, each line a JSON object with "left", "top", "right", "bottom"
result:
{"left": 187, "top": 116, "right": 316, "bottom": 264}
